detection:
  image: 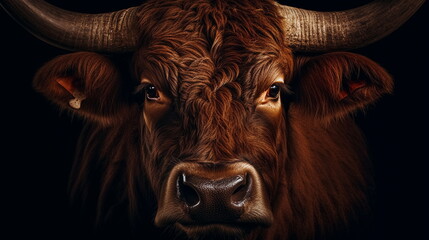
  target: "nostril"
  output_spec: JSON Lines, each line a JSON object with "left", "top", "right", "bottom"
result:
{"left": 181, "top": 184, "right": 200, "bottom": 207}
{"left": 177, "top": 173, "right": 200, "bottom": 207}
{"left": 231, "top": 174, "right": 252, "bottom": 206}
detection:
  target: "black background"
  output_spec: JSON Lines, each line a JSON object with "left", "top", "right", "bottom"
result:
{"left": 1, "top": 0, "right": 427, "bottom": 239}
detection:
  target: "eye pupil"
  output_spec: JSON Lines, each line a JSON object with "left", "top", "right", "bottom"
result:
{"left": 268, "top": 84, "right": 280, "bottom": 98}
{"left": 146, "top": 85, "right": 159, "bottom": 100}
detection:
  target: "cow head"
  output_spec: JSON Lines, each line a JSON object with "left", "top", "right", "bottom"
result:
{"left": 2, "top": 0, "right": 423, "bottom": 239}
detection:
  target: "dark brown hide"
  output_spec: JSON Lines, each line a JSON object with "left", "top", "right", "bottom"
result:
{"left": 30, "top": 0, "right": 394, "bottom": 240}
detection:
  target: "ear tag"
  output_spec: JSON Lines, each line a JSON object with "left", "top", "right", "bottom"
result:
{"left": 69, "top": 91, "right": 86, "bottom": 109}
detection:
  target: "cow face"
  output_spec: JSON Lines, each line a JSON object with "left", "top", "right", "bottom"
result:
{"left": 124, "top": 2, "right": 293, "bottom": 237}
{"left": 32, "top": 1, "right": 394, "bottom": 239}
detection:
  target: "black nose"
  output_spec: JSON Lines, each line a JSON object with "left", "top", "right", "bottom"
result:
{"left": 155, "top": 162, "right": 273, "bottom": 228}
{"left": 177, "top": 172, "right": 252, "bottom": 223}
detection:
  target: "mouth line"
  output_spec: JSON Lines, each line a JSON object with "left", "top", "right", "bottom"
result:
{"left": 176, "top": 222, "right": 252, "bottom": 238}
{"left": 174, "top": 216, "right": 269, "bottom": 228}
{"left": 179, "top": 222, "right": 252, "bottom": 228}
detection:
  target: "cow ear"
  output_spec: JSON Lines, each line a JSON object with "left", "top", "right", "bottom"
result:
{"left": 292, "top": 52, "right": 393, "bottom": 123}
{"left": 33, "top": 52, "right": 131, "bottom": 126}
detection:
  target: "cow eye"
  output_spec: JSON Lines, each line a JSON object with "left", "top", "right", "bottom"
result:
{"left": 267, "top": 84, "right": 281, "bottom": 99}
{"left": 145, "top": 84, "right": 160, "bottom": 101}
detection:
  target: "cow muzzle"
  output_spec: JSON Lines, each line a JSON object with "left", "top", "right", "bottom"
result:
{"left": 155, "top": 161, "right": 273, "bottom": 236}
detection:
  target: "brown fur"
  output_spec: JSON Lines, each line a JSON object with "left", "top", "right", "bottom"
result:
{"left": 33, "top": 52, "right": 132, "bottom": 126}
{"left": 32, "top": 0, "right": 393, "bottom": 239}
{"left": 293, "top": 52, "right": 393, "bottom": 124}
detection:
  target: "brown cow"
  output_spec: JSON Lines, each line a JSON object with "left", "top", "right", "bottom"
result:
{"left": 1, "top": 0, "right": 424, "bottom": 239}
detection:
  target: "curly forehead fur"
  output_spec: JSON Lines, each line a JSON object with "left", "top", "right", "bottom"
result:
{"left": 134, "top": 0, "right": 293, "bottom": 97}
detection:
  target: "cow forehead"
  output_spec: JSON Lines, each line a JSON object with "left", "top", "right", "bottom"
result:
{"left": 134, "top": 0, "right": 293, "bottom": 102}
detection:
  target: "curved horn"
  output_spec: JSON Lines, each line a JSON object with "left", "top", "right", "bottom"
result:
{"left": 277, "top": 0, "right": 426, "bottom": 52}
{"left": 0, "top": 0, "right": 139, "bottom": 52}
